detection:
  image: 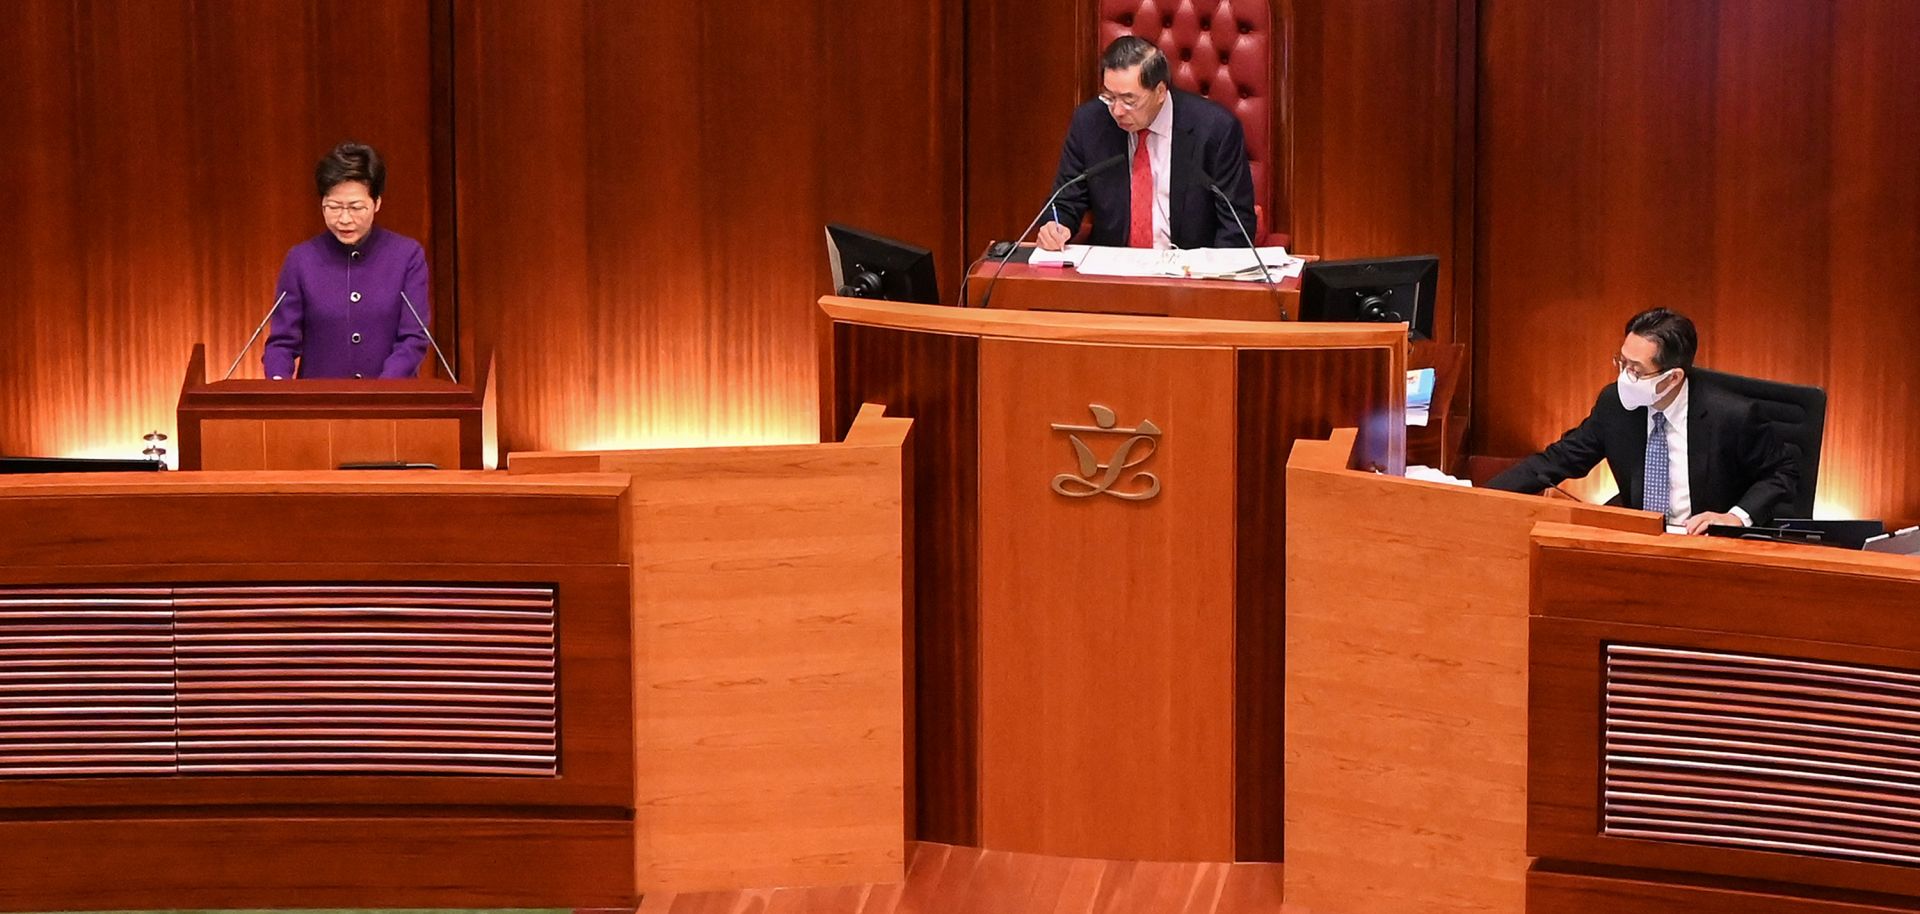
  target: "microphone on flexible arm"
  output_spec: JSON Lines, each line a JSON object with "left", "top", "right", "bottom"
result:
{"left": 975, "top": 152, "right": 1128, "bottom": 309}
{"left": 400, "top": 291, "right": 459, "bottom": 383}
{"left": 1208, "top": 181, "right": 1289, "bottom": 321}
{"left": 224, "top": 291, "right": 289, "bottom": 380}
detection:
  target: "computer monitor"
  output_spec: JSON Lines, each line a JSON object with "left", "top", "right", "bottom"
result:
{"left": 824, "top": 223, "right": 940, "bottom": 305}
{"left": 0, "top": 456, "right": 164, "bottom": 474}
{"left": 1299, "top": 255, "right": 1439, "bottom": 340}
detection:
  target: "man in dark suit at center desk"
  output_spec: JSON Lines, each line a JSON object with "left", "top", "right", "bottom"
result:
{"left": 1034, "top": 35, "right": 1258, "bottom": 252}
{"left": 1487, "top": 308, "right": 1799, "bottom": 534}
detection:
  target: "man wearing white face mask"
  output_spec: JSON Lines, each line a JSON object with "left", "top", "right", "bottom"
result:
{"left": 1486, "top": 308, "right": 1799, "bottom": 534}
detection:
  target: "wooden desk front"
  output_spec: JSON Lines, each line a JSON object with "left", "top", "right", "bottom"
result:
{"left": 1529, "top": 525, "right": 1920, "bottom": 913}
{"left": 0, "top": 406, "right": 910, "bottom": 908}
{"left": 820, "top": 297, "right": 1403, "bottom": 863}
{"left": 0, "top": 471, "right": 634, "bottom": 910}
{"left": 1285, "top": 430, "right": 1660, "bottom": 914}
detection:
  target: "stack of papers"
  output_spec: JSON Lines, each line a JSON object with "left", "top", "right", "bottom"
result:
{"left": 1028, "top": 245, "right": 1303, "bottom": 281}
{"left": 1407, "top": 465, "right": 1471, "bottom": 487}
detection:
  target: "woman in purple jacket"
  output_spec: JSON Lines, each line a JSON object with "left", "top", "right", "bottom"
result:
{"left": 264, "top": 142, "right": 430, "bottom": 380}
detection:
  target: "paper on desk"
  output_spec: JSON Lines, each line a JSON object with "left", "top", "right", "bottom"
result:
{"left": 1073, "top": 246, "right": 1179, "bottom": 277}
{"left": 1407, "top": 465, "right": 1471, "bottom": 487}
{"left": 1028, "top": 244, "right": 1091, "bottom": 267}
{"left": 1071, "top": 245, "right": 1303, "bottom": 281}
{"left": 1177, "top": 247, "right": 1303, "bottom": 281}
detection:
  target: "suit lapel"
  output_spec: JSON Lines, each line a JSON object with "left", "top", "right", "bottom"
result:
{"left": 1688, "top": 381, "right": 1713, "bottom": 512}
{"left": 1620, "top": 407, "right": 1648, "bottom": 508}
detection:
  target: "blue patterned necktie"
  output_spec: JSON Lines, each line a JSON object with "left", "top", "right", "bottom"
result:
{"left": 1643, "top": 411, "right": 1671, "bottom": 519}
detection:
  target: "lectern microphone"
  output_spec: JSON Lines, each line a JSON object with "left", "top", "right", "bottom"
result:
{"left": 224, "top": 290, "right": 289, "bottom": 380}
{"left": 977, "top": 152, "right": 1127, "bottom": 309}
{"left": 1208, "top": 181, "right": 1288, "bottom": 321}
{"left": 401, "top": 291, "right": 458, "bottom": 383}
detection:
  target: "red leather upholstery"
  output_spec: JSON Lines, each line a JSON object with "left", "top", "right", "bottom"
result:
{"left": 1099, "top": 0, "right": 1285, "bottom": 246}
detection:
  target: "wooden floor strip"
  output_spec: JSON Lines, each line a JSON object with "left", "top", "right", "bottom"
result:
{"left": 624, "top": 842, "right": 1286, "bottom": 914}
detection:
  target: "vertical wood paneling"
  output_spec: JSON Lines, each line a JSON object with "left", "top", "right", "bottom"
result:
{"left": 828, "top": 323, "right": 980, "bottom": 846}
{"left": 1288, "top": 0, "right": 1467, "bottom": 338}
{"left": 455, "top": 0, "right": 964, "bottom": 456}
{"left": 0, "top": 0, "right": 434, "bottom": 461}
{"left": 963, "top": 0, "right": 1099, "bottom": 260}
{"left": 1476, "top": 1, "right": 1920, "bottom": 522}
{"left": 1237, "top": 346, "right": 1401, "bottom": 862}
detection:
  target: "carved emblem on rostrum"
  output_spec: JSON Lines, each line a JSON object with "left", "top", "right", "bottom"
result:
{"left": 1050, "top": 404, "right": 1162, "bottom": 501}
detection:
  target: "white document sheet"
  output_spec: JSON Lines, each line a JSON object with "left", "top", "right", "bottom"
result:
{"left": 1071, "top": 245, "right": 1303, "bottom": 282}
{"left": 1027, "top": 244, "right": 1092, "bottom": 267}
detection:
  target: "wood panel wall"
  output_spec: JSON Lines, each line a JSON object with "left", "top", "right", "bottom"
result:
{"left": 0, "top": 0, "right": 437, "bottom": 461}
{"left": 452, "top": 0, "right": 964, "bottom": 455}
{"left": 1475, "top": 1, "right": 1920, "bottom": 522}
{"left": 6, "top": 0, "right": 1918, "bottom": 521}
{"left": 1287, "top": 0, "right": 1472, "bottom": 341}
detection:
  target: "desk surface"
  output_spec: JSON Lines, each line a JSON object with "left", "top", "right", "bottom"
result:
{"left": 963, "top": 257, "right": 1300, "bottom": 320}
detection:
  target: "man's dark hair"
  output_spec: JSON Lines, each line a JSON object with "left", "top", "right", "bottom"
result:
{"left": 1625, "top": 308, "right": 1698, "bottom": 370}
{"left": 1101, "top": 35, "right": 1169, "bottom": 90}
{"left": 316, "top": 142, "right": 386, "bottom": 198}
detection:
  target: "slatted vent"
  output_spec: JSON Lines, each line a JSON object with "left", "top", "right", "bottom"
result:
{"left": 174, "top": 584, "right": 557, "bottom": 776}
{"left": 0, "top": 583, "right": 556, "bottom": 778}
{"left": 0, "top": 587, "right": 176, "bottom": 777}
{"left": 1606, "top": 643, "right": 1920, "bottom": 867}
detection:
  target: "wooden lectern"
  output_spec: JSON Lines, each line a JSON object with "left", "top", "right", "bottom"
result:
{"left": 820, "top": 296, "right": 1403, "bottom": 863}
{"left": 175, "top": 343, "right": 497, "bottom": 470}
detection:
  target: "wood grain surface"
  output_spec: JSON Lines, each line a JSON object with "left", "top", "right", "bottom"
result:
{"left": 823, "top": 323, "right": 981, "bottom": 846}
{"left": 1530, "top": 524, "right": 1920, "bottom": 903}
{"left": 512, "top": 415, "right": 911, "bottom": 893}
{"left": 977, "top": 339, "right": 1238, "bottom": 861}
{"left": 634, "top": 840, "right": 1288, "bottom": 914}
{"left": 0, "top": 0, "right": 441, "bottom": 462}
{"left": 0, "top": 471, "right": 636, "bottom": 909}
{"left": 1475, "top": 1, "right": 1920, "bottom": 523}
{"left": 1285, "top": 435, "right": 1656, "bottom": 914}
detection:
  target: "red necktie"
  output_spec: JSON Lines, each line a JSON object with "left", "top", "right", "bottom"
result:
{"left": 1128, "top": 130, "right": 1153, "bottom": 248}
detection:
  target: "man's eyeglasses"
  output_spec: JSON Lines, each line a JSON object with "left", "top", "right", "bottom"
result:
{"left": 1612, "top": 355, "right": 1665, "bottom": 381}
{"left": 322, "top": 202, "right": 372, "bottom": 217}
{"left": 1098, "top": 93, "right": 1149, "bottom": 111}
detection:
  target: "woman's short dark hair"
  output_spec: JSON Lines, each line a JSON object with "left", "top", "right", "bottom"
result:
{"left": 1625, "top": 308, "right": 1698, "bottom": 370}
{"left": 315, "top": 142, "right": 386, "bottom": 198}
{"left": 1101, "top": 35, "right": 1170, "bottom": 90}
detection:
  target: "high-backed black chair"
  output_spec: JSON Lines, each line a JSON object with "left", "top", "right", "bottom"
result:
{"left": 1690, "top": 367, "right": 1828, "bottom": 519}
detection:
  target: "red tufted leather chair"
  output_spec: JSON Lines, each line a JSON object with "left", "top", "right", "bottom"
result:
{"left": 1098, "top": 0, "right": 1286, "bottom": 247}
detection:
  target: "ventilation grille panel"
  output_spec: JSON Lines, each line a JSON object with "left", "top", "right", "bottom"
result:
{"left": 175, "top": 585, "right": 558, "bottom": 776}
{"left": 1606, "top": 643, "right": 1920, "bottom": 867}
{"left": 0, "top": 588, "right": 175, "bottom": 777}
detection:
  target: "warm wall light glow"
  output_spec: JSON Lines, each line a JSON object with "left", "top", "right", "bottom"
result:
{"left": 574, "top": 430, "right": 817, "bottom": 453}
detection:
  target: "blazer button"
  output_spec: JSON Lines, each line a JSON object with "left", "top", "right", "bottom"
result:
{"left": 349, "top": 291, "right": 362, "bottom": 303}
{"left": 354, "top": 373, "right": 364, "bottom": 379}
{"left": 351, "top": 332, "right": 363, "bottom": 344}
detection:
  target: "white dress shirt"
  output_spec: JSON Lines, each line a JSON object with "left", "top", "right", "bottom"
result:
{"left": 1648, "top": 379, "right": 1750, "bottom": 527}
{"left": 1124, "top": 98, "right": 1174, "bottom": 249}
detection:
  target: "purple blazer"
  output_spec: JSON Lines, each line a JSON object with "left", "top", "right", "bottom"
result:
{"left": 264, "top": 227, "right": 431, "bottom": 379}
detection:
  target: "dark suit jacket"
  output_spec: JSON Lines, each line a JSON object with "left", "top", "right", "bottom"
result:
{"left": 1049, "top": 89, "right": 1258, "bottom": 249}
{"left": 1485, "top": 378, "right": 1800, "bottom": 525}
